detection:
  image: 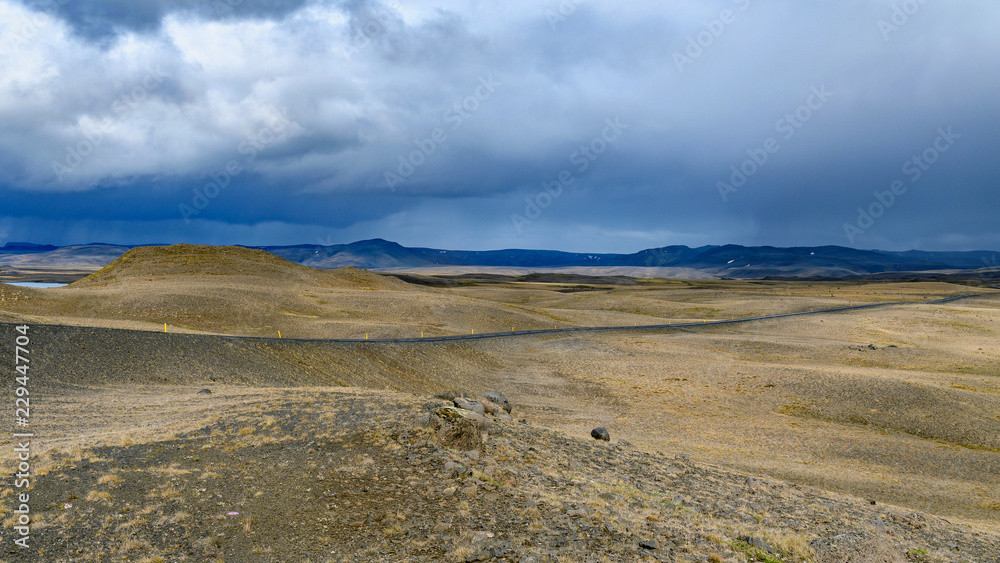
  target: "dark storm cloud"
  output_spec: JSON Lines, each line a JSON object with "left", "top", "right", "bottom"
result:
{"left": 22, "top": 0, "right": 314, "bottom": 42}
{"left": 1, "top": 0, "right": 999, "bottom": 251}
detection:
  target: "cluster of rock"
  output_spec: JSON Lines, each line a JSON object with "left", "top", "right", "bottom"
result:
{"left": 421, "top": 390, "right": 515, "bottom": 451}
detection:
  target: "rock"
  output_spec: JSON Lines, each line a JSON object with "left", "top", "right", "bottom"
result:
{"left": 639, "top": 539, "right": 658, "bottom": 551}
{"left": 454, "top": 397, "right": 486, "bottom": 415}
{"left": 479, "top": 399, "right": 506, "bottom": 416}
{"left": 738, "top": 536, "right": 775, "bottom": 554}
{"left": 432, "top": 407, "right": 485, "bottom": 450}
{"left": 481, "top": 391, "right": 512, "bottom": 413}
{"left": 455, "top": 531, "right": 498, "bottom": 562}
{"left": 591, "top": 427, "right": 611, "bottom": 441}
{"left": 444, "top": 461, "right": 471, "bottom": 478}
{"left": 436, "top": 391, "right": 460, "bottom": 401}
{"left": 435, "top": 406, "right": 487, "bottom": 425}
{"left": 197, "top": 389, "right": 212, "bottom": 395}
{"left": 810, "top": 531, "right": 905, "bottom": 563}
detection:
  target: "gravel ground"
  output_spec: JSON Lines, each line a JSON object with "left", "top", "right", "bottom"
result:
{"left": 1, "top": 387, "right": 998, "bottom": 562}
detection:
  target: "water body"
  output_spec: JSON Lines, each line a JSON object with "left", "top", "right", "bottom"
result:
{"left": 2, "top": 282, "right": 69, "bottom": 288}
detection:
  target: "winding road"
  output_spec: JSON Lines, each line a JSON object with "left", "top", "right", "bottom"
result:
{"left": 1, "top": 292, "right": 993, "bottom": 344}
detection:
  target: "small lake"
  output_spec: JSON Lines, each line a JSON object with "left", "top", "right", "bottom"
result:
{"left": 2, "top": 282, "right": 70, "bottom": 288}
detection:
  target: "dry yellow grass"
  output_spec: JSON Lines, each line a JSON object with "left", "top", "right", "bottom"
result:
{"left": 86, "top": 491, "right": 112, "bottom": 502}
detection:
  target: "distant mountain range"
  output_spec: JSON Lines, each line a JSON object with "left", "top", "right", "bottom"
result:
{"left": 1, "top": 239, "right": 998, "bottom": 279}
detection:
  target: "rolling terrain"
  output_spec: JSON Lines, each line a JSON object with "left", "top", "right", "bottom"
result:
{"left": 0, "top": 245, "right": 577, "bottom": 339}
{"left": 1, "top": 244, "right": 999, "bottom": 561}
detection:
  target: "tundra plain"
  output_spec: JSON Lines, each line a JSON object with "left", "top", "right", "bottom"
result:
{"left": 1, "top": 245, "right": 998, "bottom": 561}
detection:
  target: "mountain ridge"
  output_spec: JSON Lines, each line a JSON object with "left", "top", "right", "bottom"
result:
{"left": 0, "top": 238, "right": 997, "bottom": 279}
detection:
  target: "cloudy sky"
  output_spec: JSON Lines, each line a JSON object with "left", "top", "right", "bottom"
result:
{"left": 0, "top": 0, "right": 998, "bottom": 252}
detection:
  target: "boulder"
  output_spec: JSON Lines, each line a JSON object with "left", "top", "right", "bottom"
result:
{"left": 432, "top": 407, "right": 485, "bottom": 450}
{"left": 591, "top": 427, "right": 610, "bottom": 441}
{"left": 434, "top": 406, "right": 487, "bottom": 425}
{"left": 479, "top": 399, "right": 506, "bottom": 416}
{"left": 481, "top": 391, "right": 512, "bottom": 413}
{"left": 454, "top": 397, "right": 485, "bottom": 415}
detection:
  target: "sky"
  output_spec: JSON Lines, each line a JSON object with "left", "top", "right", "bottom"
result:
{"left": 0, "top": 0, "right": 998, "bottom": 253}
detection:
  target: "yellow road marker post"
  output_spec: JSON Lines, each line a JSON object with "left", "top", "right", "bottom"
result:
{"left": 164, "top": 323, "right": 167, "bottom": 333}
{"left": 278, "top": 331, "right": 282, "bottom": 339}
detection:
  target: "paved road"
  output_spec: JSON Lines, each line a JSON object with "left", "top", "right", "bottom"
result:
{"left": 1, "top": 291, "right": 994, "bottom": 345}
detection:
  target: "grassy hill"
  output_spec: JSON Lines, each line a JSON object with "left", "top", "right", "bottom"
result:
{"left": 0, "top": 244, "right": 566, "bottom": 338}
{"left": 71, "top": 244, "right": 406, "bottom": 290}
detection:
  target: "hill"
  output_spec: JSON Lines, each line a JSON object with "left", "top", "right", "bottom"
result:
{"left": 0, "top": 244, "right": 576, "bottom": 338}
{"left": 71, "top": 244, "right": 405, "bottom": 291}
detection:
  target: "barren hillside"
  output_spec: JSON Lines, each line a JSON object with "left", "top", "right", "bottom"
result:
{"left": 0, "top": 245, "right": 571, "bottom": 338}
